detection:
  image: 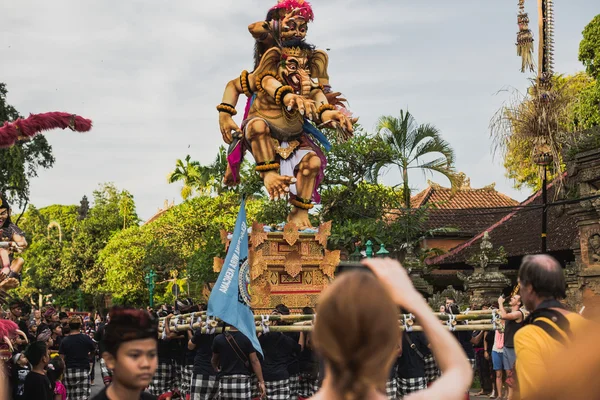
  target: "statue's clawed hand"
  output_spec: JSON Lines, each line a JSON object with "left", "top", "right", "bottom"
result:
{"left": 219, "top": 113, "right": 241, "bottom": 144}
{"left": 283, "top": 94, "right": 318, "bottom": 121}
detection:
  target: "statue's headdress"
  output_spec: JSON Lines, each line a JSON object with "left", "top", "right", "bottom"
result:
{"left": 270, "top": 0, "right": 314, "bottom": 22}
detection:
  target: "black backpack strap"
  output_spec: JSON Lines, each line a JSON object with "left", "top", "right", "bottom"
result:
{"left": 526, "top": 308, "right": 573, "bottom": 344}
{"left": 531, "top": 320, "right": 568, "bottom": 345}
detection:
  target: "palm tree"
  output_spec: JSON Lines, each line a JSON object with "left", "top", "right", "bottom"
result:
{"left": 167, "top": 155, "right": 205, "bottom": 200}
{"left": 374, "top": 110, "right": 457, "bottom": 208}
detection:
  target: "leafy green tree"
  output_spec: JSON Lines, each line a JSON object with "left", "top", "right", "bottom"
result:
{"left": 374, "top": 110, "right": 457, "bottom": 208}
{"left": 12, "top": 183, "right": 139, "bottom": 310}
{"left": 93, "top": 193, "right": 264, "bottom": 305}
{"left": 575, "top": 15, "right": 600, "bottom": 130}
{"left": 15, "top": 204, "right": 79, "bottom": 305}
{"left": 580, "top": 15, "right": 600, "bottom": 80}
{"left": 322, "top": 129, "right": 394, "bottom": 189}
{"left": 315, "top": 131, "right": 423, "bottom": 254}
{"left": 0, "top": 83, "right": 55, "bottom": 208}
{"left": 167, "top": 155, "right": 205, "bottom": 199}
{"left": 77, "top": 184, "right": 139, "bottom": 296}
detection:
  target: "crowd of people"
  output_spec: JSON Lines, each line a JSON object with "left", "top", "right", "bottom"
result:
{"left": 0, "top": 254, "right": 596, "bottom": 400}
{"left": 0, "top": 302, "right": 105, "bottom": 399}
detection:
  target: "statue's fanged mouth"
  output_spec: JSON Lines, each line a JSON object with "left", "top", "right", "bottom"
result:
{"left": 285, "top": 73, "right": 302, "bottom": 93}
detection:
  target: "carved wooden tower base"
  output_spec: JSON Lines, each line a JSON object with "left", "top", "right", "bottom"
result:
{"left": 214, "top": 221, "right": 340, "bottom": 312}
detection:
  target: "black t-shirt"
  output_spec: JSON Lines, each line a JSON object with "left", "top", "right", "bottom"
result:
{"left": 12, "top": 364, "right": 30, "bottom": 400}
{"left": 50, "top": 334, "right": 62, "bottom": 352}
{"left": 471, "top": 330, "right": 483, "bottom": 349}
{"left": 484, "top": 330, "right": 495, "bottom": 352}
{"left": 191, "top": 332, "right": 217, "bottom": 376}
{"left": 185, "top": 344, "right": 197, "bottom": 366}
{"left": 212, "top": 331, "right": 255, "bottom": 377}
{"left": 298, "top": 347, "right": 319, "bottom": 377}
{"left": 259, "top": 332, "right": 301, "bottom": 381}
{"left": 59, "top": 333, "right": 96, "bottom": 370}
{"left": 397, "top": 332, "right": 427, "bottom": 379}
{"left": 157, "top": 339, "right": 171, "bottom": 361}
{"left": 95, "top": 323, "right": 106, "bottom": 354}
{"left": 23, "top": 371, "right": 53, "bottom": 400}
{"left": 170, "top": 337, "right": 187, "bottom": 364}
{"left": 283, "top": 331, "right": 300, "bottom": 375}
{"left": 453, "top": 330, "right": 475, "bottom": 359}
{"left": 91, "top": 386, "right": 157, "bottom": 400}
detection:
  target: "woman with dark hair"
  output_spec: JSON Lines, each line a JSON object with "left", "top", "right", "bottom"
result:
{"left": 92, "top": 307, "right": 158, "bottom": 400}
{"left": 310, "top": 258, "right": 473, "bottom": 400}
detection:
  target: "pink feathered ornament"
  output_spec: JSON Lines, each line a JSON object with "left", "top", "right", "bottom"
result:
{"left": 270, "top": 0, "right": 314, "bottom": 21}
{"left": 0, "top": 111, "right": 93, "bottom": 148}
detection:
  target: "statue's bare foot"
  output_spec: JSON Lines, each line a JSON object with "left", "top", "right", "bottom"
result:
{"left": 288, "top": 207, "right": 313, "bottom": 230}
{"left": 263, "top": 172, "right": 296, "bottom": 200}
{"left": 223, "top": 165, "right": 236, "bottom": 187}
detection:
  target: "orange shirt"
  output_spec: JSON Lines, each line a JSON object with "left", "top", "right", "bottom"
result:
{"left": 514, "top": 312, "right": 587, "bottom": 400}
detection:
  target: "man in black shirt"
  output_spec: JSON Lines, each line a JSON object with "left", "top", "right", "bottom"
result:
{"left": 212, "top": 327, "right": 266, "bottom": 399}
{"left": 274, "top": 303, "right": 301, "bottom": 399}
{"left": 189, "top": 327, "right": 219, "bottom": 399}
{"left": 60, "top": 316, "right": 96, "bottom": 399}
{"left": 397, "top": 331, "right": 428, "bottom": 397}
{"left": 258, "top": 325, "right": 301, "bottom": 400}
{"left": 23, "top": 341, "right": 53, "bottom": 400}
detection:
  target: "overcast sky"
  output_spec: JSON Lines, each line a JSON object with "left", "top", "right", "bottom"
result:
{"left": 1, "top": 1, "right": 597, "bottom": 220}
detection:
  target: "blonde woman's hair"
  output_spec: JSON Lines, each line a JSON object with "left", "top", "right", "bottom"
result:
{"left": 313, "top": 270, "right": 400, "bottom": 400}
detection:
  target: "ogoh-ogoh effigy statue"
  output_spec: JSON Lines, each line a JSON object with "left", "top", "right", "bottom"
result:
{"left": 219, "top": 0, "right": 357, "bottom": 230}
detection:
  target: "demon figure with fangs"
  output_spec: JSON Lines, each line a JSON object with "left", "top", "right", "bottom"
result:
{"left": 218, "top": 0, "right": 357, "bottom": 229}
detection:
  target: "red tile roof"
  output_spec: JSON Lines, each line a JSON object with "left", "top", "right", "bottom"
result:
{"left": 411, "top": 182, "right": 519, "bottom": 210}
{"left": 426, "top": 176, "right": 577, "bottom": 265}
{"left": 411, "top": 180, "right": 519, "bottom": 235}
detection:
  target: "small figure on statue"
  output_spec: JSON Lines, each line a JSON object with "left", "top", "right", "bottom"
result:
{"left": 0, "top": 195, "right": 27, "bottom": 284}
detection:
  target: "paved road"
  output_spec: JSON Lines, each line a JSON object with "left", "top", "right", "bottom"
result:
{"left": 90, "top": 359, "right": 104, "bottom": 398}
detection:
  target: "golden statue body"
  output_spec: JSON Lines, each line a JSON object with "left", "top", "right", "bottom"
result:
{"left": 218, "top": 1, "right": 355, "bottom": 229}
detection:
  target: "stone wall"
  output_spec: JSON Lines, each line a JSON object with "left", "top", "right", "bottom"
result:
{"left": 565, "top": 129, "right": 600, "bottom": 319}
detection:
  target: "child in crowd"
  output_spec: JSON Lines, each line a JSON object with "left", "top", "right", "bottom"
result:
{"left": 12, "top": 352, "right": 30, "bottom": 400}
{"left": 91, "top": 307, "right": 158, "bottom": 400}
{"left": 23, "top": 341, "right": 53, "bottom": 400}
{"left": 48, "top": 357, "right": 67, "bottom": 400}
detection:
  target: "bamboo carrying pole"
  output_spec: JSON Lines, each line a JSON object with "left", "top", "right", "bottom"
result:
{"left": 158, "top": 312, "right": 499, "bottom": 328}
{"left": 158, "top": 322, "right": 500, "bottom": 335}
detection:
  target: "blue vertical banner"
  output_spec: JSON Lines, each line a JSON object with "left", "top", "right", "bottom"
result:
{"left": 207, "top": 198, "right": 263, "bottom": 356}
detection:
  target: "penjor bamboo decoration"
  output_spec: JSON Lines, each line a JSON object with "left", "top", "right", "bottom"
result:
{"left": 517, "top": 0, "right": 535, "bottom": 72}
